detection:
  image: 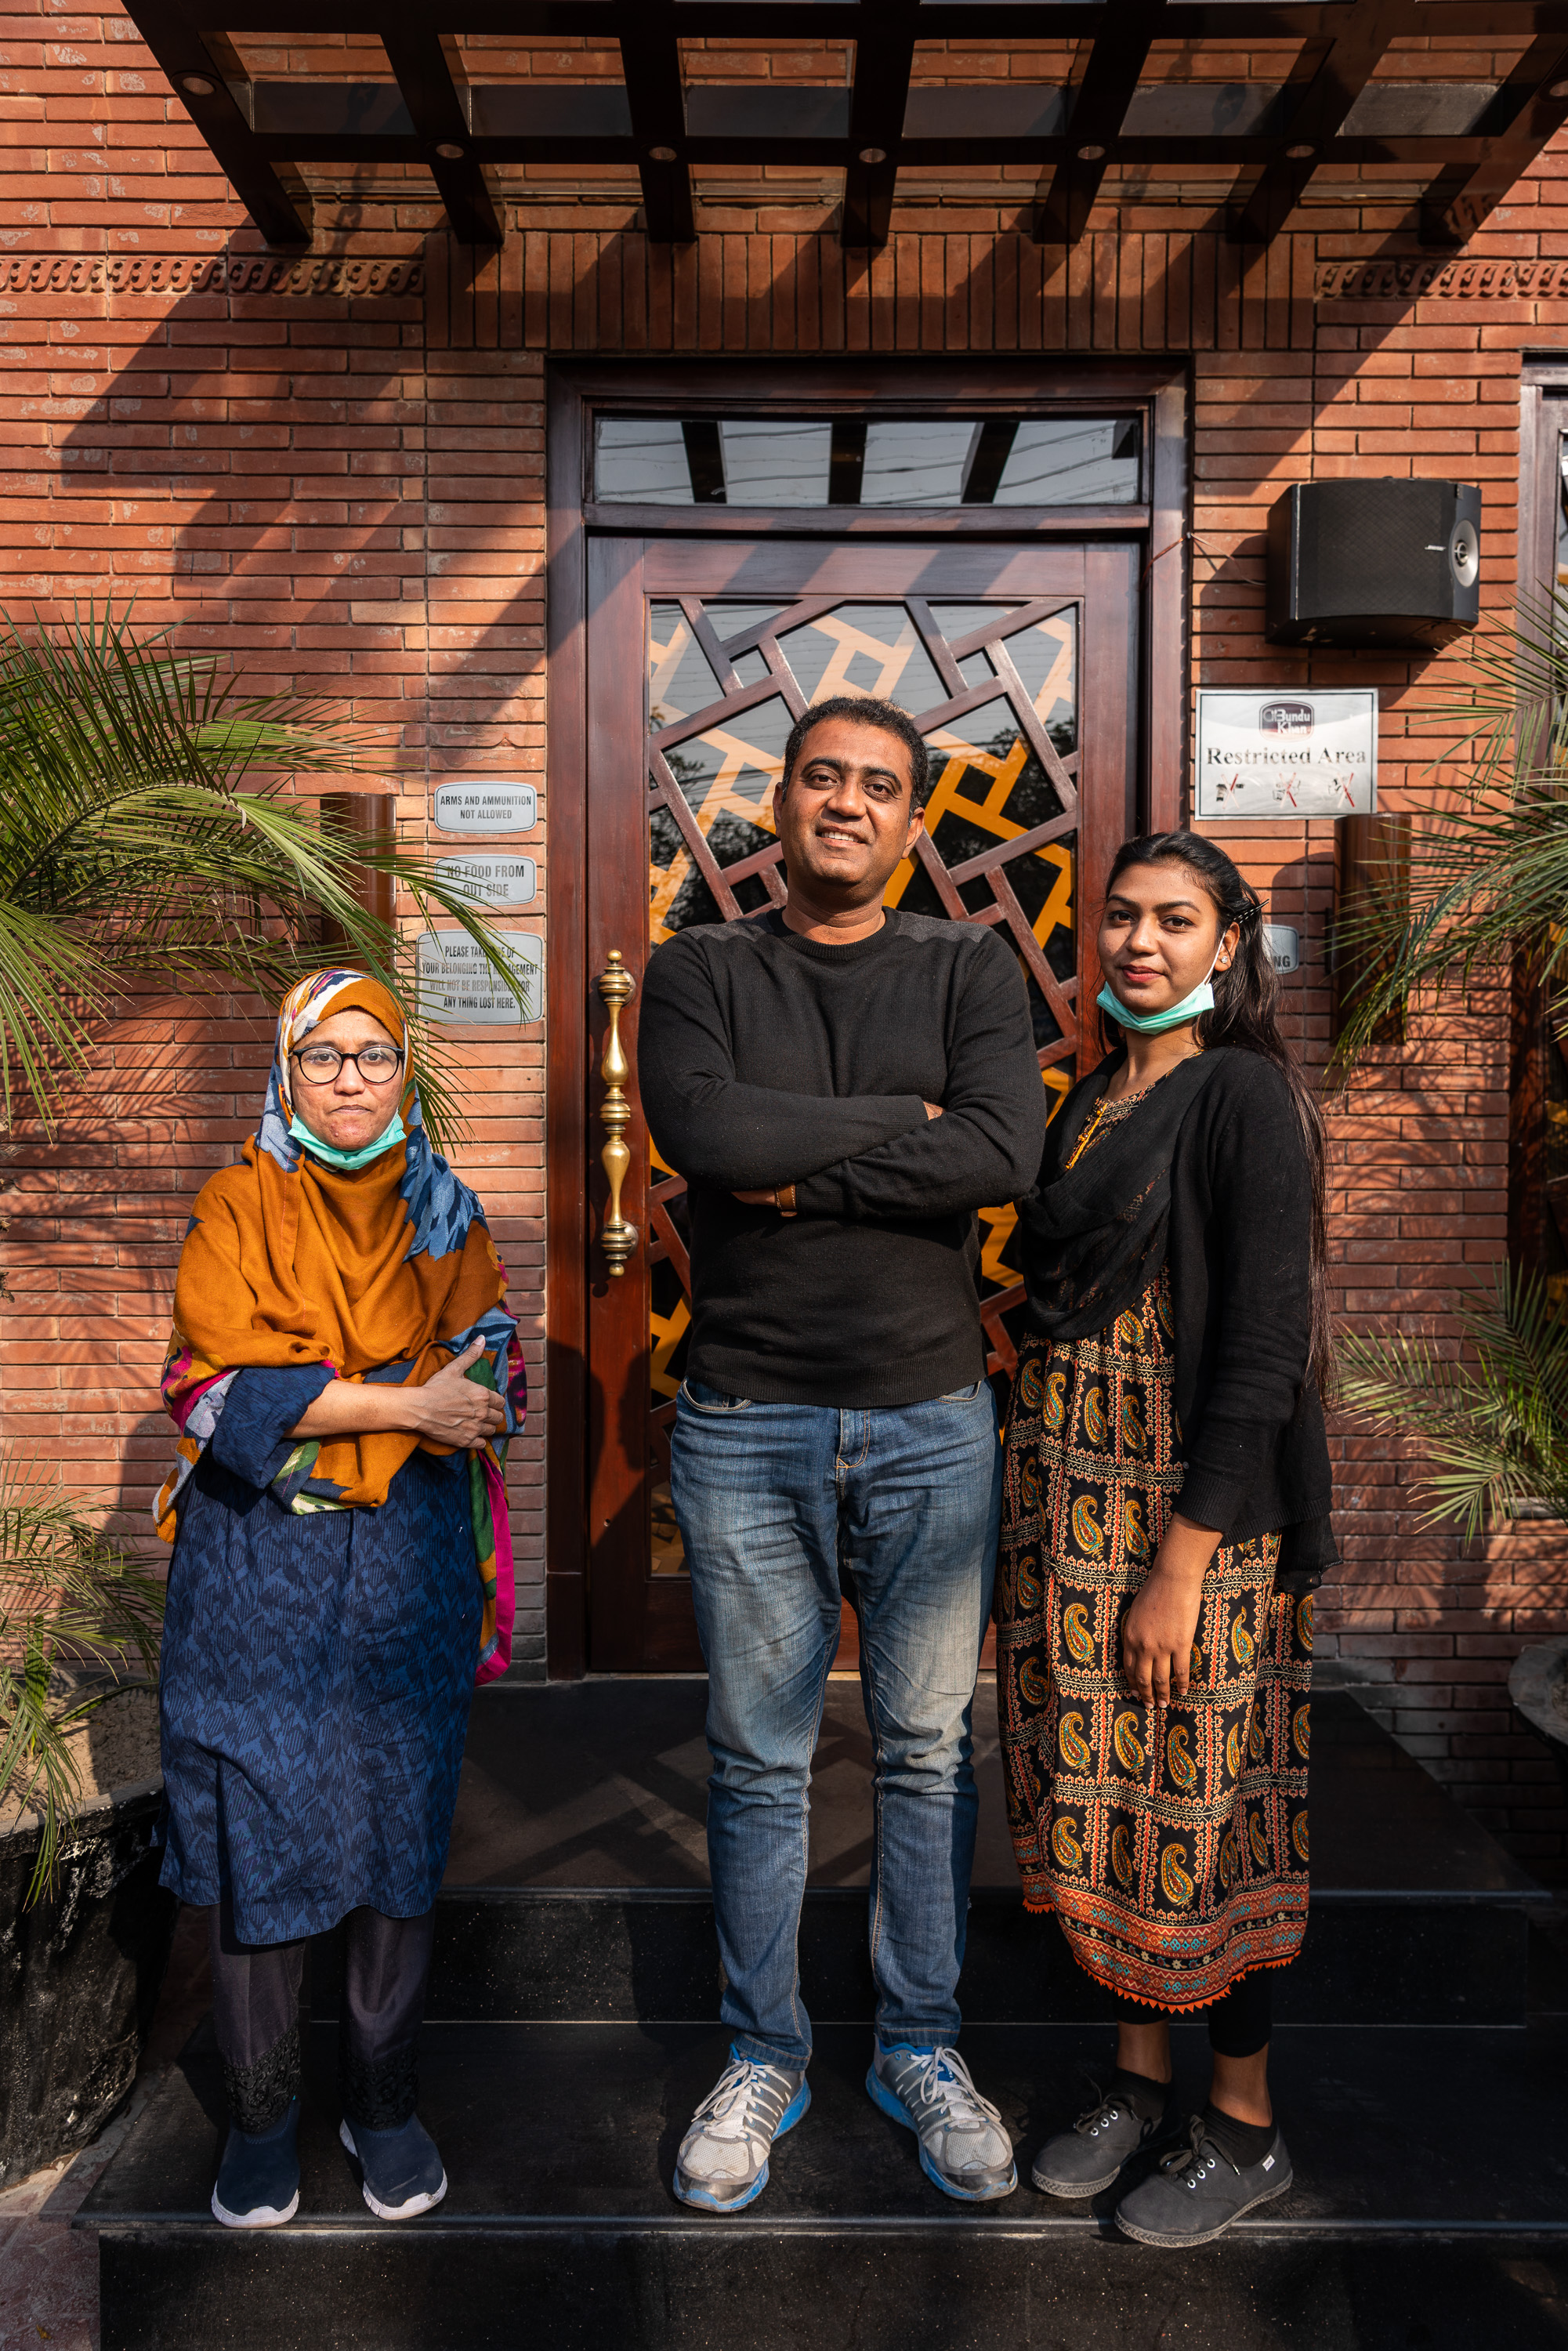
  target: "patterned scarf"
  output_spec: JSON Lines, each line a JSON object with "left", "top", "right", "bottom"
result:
{"left": 154, "top": 967, "right": 525, "bottom": 1685}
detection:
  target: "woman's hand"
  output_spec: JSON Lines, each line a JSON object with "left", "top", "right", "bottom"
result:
{"left": 1121, "top": 1513, "right": 1223, "bottom": 1705}
{"left": 411, "top": 1338, "right": 509, "bottom": 1452}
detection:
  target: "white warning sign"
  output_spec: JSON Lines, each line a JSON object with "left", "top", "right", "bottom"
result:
{"left": 1195, "top": 690, "right": 1377, "bottom": 820}
{"left": 415, "top": 929, "right": 542, "bottom": 1025}
{"left": 434, "top": 855, "right": 537, "bottom": 909}
{"left": 433, "top": 781, "right": 538, "bottom": 835}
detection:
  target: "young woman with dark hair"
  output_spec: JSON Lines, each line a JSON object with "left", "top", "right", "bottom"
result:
{"left": 996, "top": 830, "right": 1334, "bottom": 2247}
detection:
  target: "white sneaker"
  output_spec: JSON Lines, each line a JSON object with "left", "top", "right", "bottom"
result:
{"left": 867, "top": 2043, "right": 1017, "bottom": 2201}
{"left": 674, "top": 2049, "right": 810, "bottom": 2212}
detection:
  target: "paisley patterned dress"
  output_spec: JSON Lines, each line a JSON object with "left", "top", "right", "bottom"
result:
{"left": 996, "top": 1082, "right": 1312, "bottom": 2011}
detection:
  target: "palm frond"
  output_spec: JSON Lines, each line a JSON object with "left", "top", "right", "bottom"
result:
{"left": 0, "top": 604, "right": 534, "bottom": 1146}
{"left": 1331, "top": 587, "right": 1568, "bottom": 1064}
{"left": 1336, "top": 1265, "right": 1568, "bottom": 1536}
{"left": 0, "top": 1450, "right": 165, "bottom": 1900}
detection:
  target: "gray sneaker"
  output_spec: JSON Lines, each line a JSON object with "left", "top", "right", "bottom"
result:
{"left": 1030, "top": 2078, "right": 1176, "bottom": 2199}
{"left": 674, "top": 2049, "right": 809, "bottom": 2212}
{"left": 867, "top": 2044, "right": 1017, "bottom": 2202}
{"left": 1115, "top": 2114, "right": 1293, "bottom": 2247}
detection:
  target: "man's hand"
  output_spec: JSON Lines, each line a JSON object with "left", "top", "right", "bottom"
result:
{"left": 733, "top": 1183, "right": 797, "bottom": 1212}
{"left": 1120, "top": 1513, "right": 1222, "bottom": 1705}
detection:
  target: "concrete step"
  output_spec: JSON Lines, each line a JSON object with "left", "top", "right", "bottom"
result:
{"left": 308, "top": 1684, "right": 1548, "bottom": 2030}
{"left": 78, "top": 2017, "right": 1568, "bottom": 2351}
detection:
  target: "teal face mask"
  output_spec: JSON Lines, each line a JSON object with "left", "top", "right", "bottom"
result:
{"left": 288, "top": 1111, "right": 406, "bottom": 1171}
{"left": 1096, "top": 945, "right": 1226, "bottom": 1036}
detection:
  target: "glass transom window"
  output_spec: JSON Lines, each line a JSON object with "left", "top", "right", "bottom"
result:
{"left": 595, "top": 415, "right": 1143, "bottom": 508}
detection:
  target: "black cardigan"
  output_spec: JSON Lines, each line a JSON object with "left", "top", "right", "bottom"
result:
{"left": 1021, "top": 1049, "right": 1337, "bottom": 1590}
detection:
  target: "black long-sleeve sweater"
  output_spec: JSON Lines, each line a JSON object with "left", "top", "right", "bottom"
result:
{"left": 1024, "top": 1049, "right": 1337, "bottom": 1584}
{"left": 638, "top": 909, "right": 1048, "bottom": 1407}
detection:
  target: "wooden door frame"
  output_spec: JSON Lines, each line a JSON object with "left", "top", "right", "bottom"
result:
{"left": 544, "top": 356, "right": 1193, "bottom": 1679}
{"left": 1512, "top": 360, "right": 1568, "bottom": 1277}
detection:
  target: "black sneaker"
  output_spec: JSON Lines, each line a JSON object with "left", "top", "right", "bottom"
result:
{"left": 339, "top": 2112, "right": 447, "bottom": 2220}
{"left": 1114, "top": 2114, "right": 1292, "bottom": 2247}
{"left": 1030, "top": 2078, "right": 1176, "bottom": 2199}
{"left": 211, "top": 2096, "right": 301, "bottom": 2229}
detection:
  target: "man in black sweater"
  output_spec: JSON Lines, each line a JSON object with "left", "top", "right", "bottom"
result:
{"left": 639, "top": 694, "right": 1046, "bottom": 2213}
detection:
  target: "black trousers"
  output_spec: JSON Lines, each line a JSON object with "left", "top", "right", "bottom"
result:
{"left": 1112, "top": 1965, "right": 1273, "bottom": 2059}
{"left": 209, "top": 1900, "right": 436, "bottom": 2134}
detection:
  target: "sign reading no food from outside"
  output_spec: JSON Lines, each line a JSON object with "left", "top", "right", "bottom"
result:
{"left": 434, "top": 855, "right": 537, "bottom": 909}
{"left": 1195, "top": 690, "right": 1377, "bottom": 821}
{"left": 433, "top": 780, "right": 538, "bottom": 835}
{"left": 415, "top": 930, "right": 543, "bottom": 1025}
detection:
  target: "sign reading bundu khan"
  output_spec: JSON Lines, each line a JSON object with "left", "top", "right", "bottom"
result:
{"left": 1195, "top": 690, "right": 1378, "bottom": 822}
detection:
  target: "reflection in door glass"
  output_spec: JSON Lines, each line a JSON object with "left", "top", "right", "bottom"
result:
{"left": 596, "top": 414, "right": 1143, "bottom": 506}
{"left": 596, "top": 416, "right": 692, "bottom": 504}
{"left": 776, "top": 603, "right": 948, "bottom": 711}
{"left": 643, "top": 592, "right": 1085, "bottom": 1574}
{"left": 860, "top": 420, "right": 976, "bottom": 505}
{"left": 721, "top": 419, "right": 833, "bottom": 505}
{"left": 994, "top": 418, "right": 1141, "bottom": 504}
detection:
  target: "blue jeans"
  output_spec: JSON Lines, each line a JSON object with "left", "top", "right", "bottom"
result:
{"left": 670, "top": 1376, "right": 1002, "bottom": 2072}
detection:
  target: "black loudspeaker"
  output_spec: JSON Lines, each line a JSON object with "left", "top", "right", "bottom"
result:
{"left": 1266, "top": 477, "right": 1480, "bottom": 650}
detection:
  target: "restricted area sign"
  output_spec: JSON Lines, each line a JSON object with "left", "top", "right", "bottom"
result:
{"left": 1195, "top": 690, "right": 1377, "bottom": 820}
{"left": 415, "top": 929, "right": 542, "bottom": 1025}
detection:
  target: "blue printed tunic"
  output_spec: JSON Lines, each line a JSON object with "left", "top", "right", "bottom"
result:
{"left": 158, "top": 1363, "right": 480, "bottom": 1944}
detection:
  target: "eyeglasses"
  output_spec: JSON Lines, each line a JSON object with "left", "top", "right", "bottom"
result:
{"left": 292, "top": 1043, "right": 404, "bottom": 1085}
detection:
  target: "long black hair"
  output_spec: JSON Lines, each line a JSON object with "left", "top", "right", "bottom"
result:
{"left": 1099, "top": 830, "right": 1333, "bottom": 1399}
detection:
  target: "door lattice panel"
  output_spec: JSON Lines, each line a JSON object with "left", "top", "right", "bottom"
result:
{"left": 645, "top": 594, "right": 1081, "bottom": 1575}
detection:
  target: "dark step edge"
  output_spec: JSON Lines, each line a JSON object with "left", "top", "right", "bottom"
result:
{"left": 301, "top": 2013, "right": 1548, "bottom": 2030}
{"left": 438, "top": 1884, "right": 1552, "bottom": 1908}
{"left": 77, "top": 2214, "right": 1568, "bottom": 2241}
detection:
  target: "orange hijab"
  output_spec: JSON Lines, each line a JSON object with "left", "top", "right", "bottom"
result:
{"left": 157, "top": 968, "right": 520, "bottom": 1531}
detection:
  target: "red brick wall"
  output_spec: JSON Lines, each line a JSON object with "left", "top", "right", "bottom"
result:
{"left": 2, "top": 0, "right": 1565, "bottom": 1868}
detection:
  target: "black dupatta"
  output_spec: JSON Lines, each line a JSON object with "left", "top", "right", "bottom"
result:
{"left": 1016, "top": 1049, "right": 1230, "bottom": 1345}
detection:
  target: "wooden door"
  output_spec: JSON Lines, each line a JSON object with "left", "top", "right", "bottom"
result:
{"left": 584, "top": 535, "right": 1139, "bottom": 1671}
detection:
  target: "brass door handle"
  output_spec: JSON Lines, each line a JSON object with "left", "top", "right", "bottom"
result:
{"left": 596, "top": 949, "right": 638, "bottom": 1277}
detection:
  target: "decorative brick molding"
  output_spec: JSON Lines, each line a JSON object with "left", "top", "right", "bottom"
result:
{"left": 1317, "top": 256, "right": 1568, "bottom": 299}
{"left": 0, "top": 254, "right": 424, "bottom": 297}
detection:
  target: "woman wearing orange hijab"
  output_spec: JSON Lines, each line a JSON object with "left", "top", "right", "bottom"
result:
{"left": 154, "top": 969, "right": 525, "bottom": 2233}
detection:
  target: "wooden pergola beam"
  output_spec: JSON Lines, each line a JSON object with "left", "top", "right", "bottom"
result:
{"left": 1033, "top": 0, "right": 1169, "bottom": 246}
{"left": 380, "top": 17, "right": 502, "bottom": 246}
{"left": 1232, "top": 0, "right": 1413, "bottom": 245}
{"left": 841, "top": 0, "right": 918, "bottom": 248}
{"left": 616, "top": 0, "right": 695, "bottom": 243}
{"left": 121, "top": 0, "right": 313, "bottom": 244}
{"left": 117, "top": 0, "right": 1568, "bottom": 256}
{"left": 1418, "top": 34, "right": 1568, "bottom": 245}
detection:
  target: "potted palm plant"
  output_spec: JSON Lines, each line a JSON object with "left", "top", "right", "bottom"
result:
{"left": 0, "top": 603, "right": 520, "bottom": 2178}
{"left": 0, "top": 1458, "right": 168, "bottom": 2184}
{"left": 1332, "top": 589, "right": 1568, "bottom": 1813}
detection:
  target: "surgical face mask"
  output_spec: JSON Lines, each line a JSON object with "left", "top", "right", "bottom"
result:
{"left": 1096, "top": 938, "right": 1229, "bottom": 1037}
{"left": 288, "top": 1110, "right": 406, "bottom": 1170}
